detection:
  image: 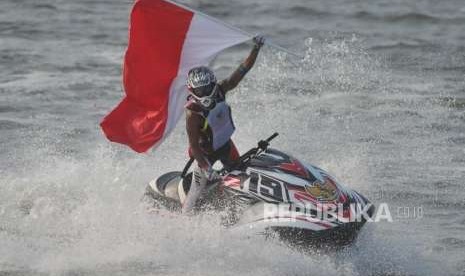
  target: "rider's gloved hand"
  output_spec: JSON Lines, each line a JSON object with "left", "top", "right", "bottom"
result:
{"left": 204, "top": 166, "right": 219, "bottom": 181}
{"left": 253, "top": 35, "right": 266, "bottom": 49}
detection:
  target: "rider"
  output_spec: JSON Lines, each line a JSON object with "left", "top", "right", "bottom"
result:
{"left": 182, "top": 35, "right": 265, "bottom": 213}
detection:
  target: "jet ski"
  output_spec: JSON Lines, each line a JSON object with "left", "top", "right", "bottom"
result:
{"left": 146, "top": 133, "right": 375, "bottom": 247}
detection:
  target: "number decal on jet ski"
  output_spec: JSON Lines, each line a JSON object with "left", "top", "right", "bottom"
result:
{"left": 248, "top": 171, "right": 285, "bottom": 202}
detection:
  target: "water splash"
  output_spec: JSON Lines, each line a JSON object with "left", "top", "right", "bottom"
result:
{"left": 0, "top": 35, "right": 455, "bottom": 276}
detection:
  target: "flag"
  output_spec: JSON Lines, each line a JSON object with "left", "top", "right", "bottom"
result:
{"left": 100, "top": 0, "right": 250, "bottom": 153}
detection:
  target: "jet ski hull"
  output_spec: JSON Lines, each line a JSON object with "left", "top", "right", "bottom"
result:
{"left": 146, "top": 134, "right": 374, "bottom": 248}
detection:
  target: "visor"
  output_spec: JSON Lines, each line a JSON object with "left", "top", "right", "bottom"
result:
{"left": 191, "top": 82, "right": 216, "bottom": 98}
{"left": 189, "top": 84, "right": 218, "bottom": 108}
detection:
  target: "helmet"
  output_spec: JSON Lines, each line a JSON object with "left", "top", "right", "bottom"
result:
{"left": 187, "top": 66, "right": 218, "bottom": 109}
{"left": 187, "top": 66, "right": 217, "bottom": 96}
{"left": 187, "top": 66, "right": 216, "bottom": 89}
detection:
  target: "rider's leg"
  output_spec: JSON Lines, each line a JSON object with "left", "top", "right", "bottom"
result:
{"left": 182, "top": 163, "right": 208, "bottom": 213}
{"left": 219, "top": 140, "right": 240, "bottom": 170}
{"left": 182, "top": 141, "right": 238, "bottom": 213}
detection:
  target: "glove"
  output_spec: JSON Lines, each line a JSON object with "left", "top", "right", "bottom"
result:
{"left": 253, "top": 35, "right": 266, "bottom": 49}
{"left": 205, "top": 167, "right": 219, "bottom": 181}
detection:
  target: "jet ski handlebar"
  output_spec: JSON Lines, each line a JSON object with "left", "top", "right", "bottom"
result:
{"left": 258, "top": 132, "right": 279, "bottom": 150}
{"left": 181, "top": 133, "right": 279, "bottom": 178}
{"left": 237, "top": 132, "right": 279, "bottom": 167}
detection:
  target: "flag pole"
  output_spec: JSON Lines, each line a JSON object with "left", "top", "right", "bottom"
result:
{"left": 164, "top": 0, "right": 302, "bottom": 58}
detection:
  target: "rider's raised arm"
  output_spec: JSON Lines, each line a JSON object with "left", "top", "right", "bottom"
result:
{"left": 219, "top": 36, "right": 265, "bottom": 93}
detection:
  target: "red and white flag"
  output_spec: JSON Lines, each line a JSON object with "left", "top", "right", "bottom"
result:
{"left": 100, "top": 0, "right": 250, "bottom": 152}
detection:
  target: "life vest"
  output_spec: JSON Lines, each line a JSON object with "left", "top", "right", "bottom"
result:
{"left": 185, "top": 85, "right": 236, "bottom": 151}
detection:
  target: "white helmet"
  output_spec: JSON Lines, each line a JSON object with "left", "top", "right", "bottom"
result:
{"left": 187, "top": 66, "right": 218, "bottom": 109}
{"left": 187, "top": 66, "right": 216, "bottom": 90}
